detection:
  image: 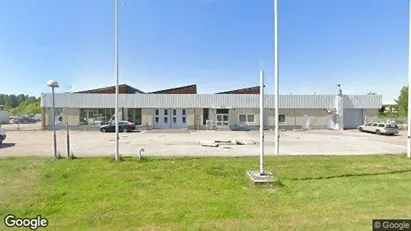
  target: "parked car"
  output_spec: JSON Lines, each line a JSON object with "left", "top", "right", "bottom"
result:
{"left": 13, "top": 116, "right": 37, "bottom": 124}
{"left": 0, "top": 127, "right": 6, "bottom": 144}
{"left": 358, "top": 122, "right": 399, "bottom": 135}
{"left": 100, "top": 121, "right": 136, "bottom": 133}
{"left": 33, "top": 114, "right": 42, "bottom": 122}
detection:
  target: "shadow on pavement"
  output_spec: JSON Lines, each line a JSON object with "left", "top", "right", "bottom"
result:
{"left": 0, "top": 143, "right": 16, "bottom": 149}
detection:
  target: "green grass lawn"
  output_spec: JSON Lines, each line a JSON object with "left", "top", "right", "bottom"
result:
{"left": 1, "top": 155, "right": 411, "bottom": 230}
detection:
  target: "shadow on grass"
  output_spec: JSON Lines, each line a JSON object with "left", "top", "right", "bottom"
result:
{"left": 285, "top": 169, "right": 411, "bottom": 181}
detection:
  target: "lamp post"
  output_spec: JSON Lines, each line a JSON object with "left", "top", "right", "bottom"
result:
{"left": 47, "top": 80, "right": 59, "bottom": 159}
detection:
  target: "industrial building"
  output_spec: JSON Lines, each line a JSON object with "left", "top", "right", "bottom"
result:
{"left": 40, "top": 84, "right": 382, "bottom": 130}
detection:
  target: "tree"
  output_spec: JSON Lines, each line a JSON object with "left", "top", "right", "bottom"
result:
{"left": 395, "top": 86, "right": 408, "bottom": 117}
{"left": 9, "top": 99, "right": 41, "bottom": 115}
{"left": 367, "top": 92, "right": 377, "bottom": 95}
{"left": 0, "top": 94, "right": 41, "bottom": 115}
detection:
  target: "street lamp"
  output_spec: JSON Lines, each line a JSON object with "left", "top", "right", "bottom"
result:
{"left": 47, "top": 80, "right": 59, "bottom": 159}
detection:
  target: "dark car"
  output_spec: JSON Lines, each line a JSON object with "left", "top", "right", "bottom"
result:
{"left": 13, "top": 116, "right": 37, "bottom": 124}
{"left": 100, "top": 121, "right": 136, "bottom": 133}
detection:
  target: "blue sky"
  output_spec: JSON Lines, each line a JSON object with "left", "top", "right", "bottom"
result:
{"left": 0, "top": 0, "right": 409, "bottom": 104}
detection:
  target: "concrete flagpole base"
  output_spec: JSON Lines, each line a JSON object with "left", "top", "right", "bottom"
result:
{"left": 247, "top": 171, "right": 276, "bottom": 184}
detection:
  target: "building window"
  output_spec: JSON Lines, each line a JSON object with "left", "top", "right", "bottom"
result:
{"left": 155, "top": 117, "right": 159, "bottom": 123}
{"left": 279, "top": 115, "right": 286, "bottom": 123}
{"left": 164, "top": 117, "right": 168, "bottom": 123}
{"left": 164, "top": 109, "right": 168, "bottom": 116}
{"left": 155, "top": 109, "right": 159, "bottom": 116}
{"left": 182, "top": 117, "right": 186, "bottom": 123}
{"left": 173, "top": 117, "right": 177, "bottom": 123}
{"left": 247, "top": 115, "right": 255, "bottom": 123}
{"left": 239, "top": 114, "right": 255, "bottom": 123}
{"left": 173, "top": 109, "right": 177, "bottom": 116}
{"left": 182, "top": 109, "right": 186, "bottom": 116}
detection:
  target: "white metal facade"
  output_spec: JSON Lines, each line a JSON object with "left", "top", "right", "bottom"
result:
{"left": 41, "top": 93, "right": 382, "bottom": 109}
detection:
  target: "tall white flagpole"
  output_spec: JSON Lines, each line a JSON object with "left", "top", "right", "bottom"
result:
{"left": 274, "top": 0, "right": 280, "bottom": 154}
{"left": 407, "top": 0, "right": 411, "bottom": 158}
{"left": 114, "top": 0, "right": 120, "bottom": 161}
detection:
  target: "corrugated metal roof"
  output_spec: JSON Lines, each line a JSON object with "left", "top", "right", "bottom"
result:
{"left": 343, "top": 95, "right": 383, "bottom": 109}
{"left": 40, "top": 93, "right": 382, "bottom": 109}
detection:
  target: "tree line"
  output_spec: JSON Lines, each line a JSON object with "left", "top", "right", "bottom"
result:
{"left": 0, "top": 94, "right": 41, "bottom": 116}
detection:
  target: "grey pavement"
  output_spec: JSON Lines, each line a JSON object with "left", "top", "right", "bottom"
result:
{"left": 0, "top": 129, "right": 406, "bottom": 157}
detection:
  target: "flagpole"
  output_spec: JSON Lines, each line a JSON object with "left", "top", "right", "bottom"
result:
{"left": 114, "top": 0, "right": 120, "bottom": 161}
{"left": 274, "top": 0, "right": 280, "bottom": 154}
{"left": 407, "top": 0, "right": 411, "bottom": 158}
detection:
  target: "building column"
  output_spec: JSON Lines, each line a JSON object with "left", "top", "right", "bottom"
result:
{"left": 335, "top": 93, "right": 344, "bottom": 130}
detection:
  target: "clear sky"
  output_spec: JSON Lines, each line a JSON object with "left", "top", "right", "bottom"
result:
{"left": 0, "top": 0, "right": 409, "bottom": 104}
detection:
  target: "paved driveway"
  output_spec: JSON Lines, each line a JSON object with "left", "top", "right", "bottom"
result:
{"left": 0, "top": 129, "right": 406, "bottom": 157}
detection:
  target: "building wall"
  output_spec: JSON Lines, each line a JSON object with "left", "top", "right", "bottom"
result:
{"left": 281, "top": 109, "right": 329, "bottom": 129}
{"left": 229, "top": 108, "right": 261, "bottom": 126}
{"left": 41, "top": 107, "right": 381, "bottom": 130}
{"left": 62, "top": 108, "right": 80, "bottom": 126}
{"left": 228, "top": 108, "right": 329, "bottom": 129}
{"left": 186, "top": 109, "right": 195, "bottom": 126}
{"left": 141, "top": 109, "right": 154, "bottom": 126}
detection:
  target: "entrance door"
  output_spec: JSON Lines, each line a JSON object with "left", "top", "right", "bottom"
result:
{"left": 203, "top": 108, "right": 209, "bottom": 125}
{"left": 153, "top": 109, "right": 171, "bottom": 129}
{"left": 154, "top": 108, "right": 187, "bottom": 129}
{"left": 215, "top": 109, "right": 229, "bottom": 128}
{"left": 170, "top": 109, "right": 188, "bottom": 129}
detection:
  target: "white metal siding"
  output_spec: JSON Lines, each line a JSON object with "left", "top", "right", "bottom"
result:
{"left": 41, "top": 93, "right": 382, "bottom": 109}
{"left": 42, "top": 94, "right": 336, "bottom": 109}
{"left": 343, "top": 95, "right": 382, "bottom": 109}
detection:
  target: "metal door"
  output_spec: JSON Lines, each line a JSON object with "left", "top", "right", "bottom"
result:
{"left": 343, "top": 109, "right": 364, "bottom": 129}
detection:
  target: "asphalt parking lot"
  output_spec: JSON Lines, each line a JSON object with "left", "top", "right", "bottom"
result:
{"left": 0, "top": 128, "right": 407, "bottom": 157}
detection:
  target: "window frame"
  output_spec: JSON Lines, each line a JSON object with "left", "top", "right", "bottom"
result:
{"left": 279, "top": 115, "right": 286, "bottom": 123}
{"left": 239, "top": 114, "right": 247, "bottom": 123}
{"left": 238, "top": 114, "right": 255, "bottom": 123}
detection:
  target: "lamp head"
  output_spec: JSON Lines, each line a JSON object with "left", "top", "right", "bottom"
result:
{"left": 47, "top": 80, "right": 59, "bottom": 88}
